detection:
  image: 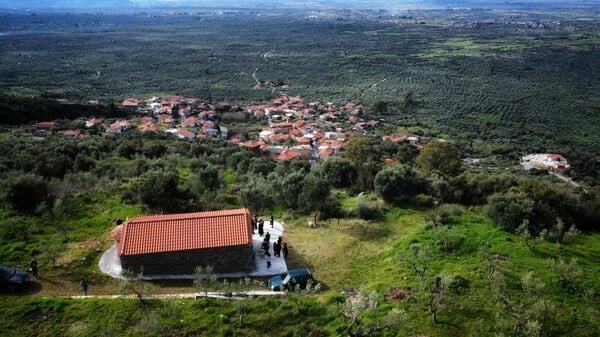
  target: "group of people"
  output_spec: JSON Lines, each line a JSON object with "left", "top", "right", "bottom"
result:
{"left": 272, "top": 236, "right": 287, "bottom": 258}
{"left": 252, "top": 214, "right": 277, "bottom": 237}
{"left": 253, "top": 215, "right": 289, "bottom": 268}
{"left": 252, "top": 215, "right": 265, "bottom": 236}
{"left": 29, "top": 257, "right": 89, "bottom": 296}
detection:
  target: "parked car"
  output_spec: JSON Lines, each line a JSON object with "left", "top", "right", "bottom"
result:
{"left": 0, "top": 266, "right": 29, "bottom": 291}
{"left": 268, "top": 268, "right": 313, "bottom": 291}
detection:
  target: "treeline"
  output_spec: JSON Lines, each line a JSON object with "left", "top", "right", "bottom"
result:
{"left": 1, "top": 132, "right": 598, "bottom": 245}
{"left": 0, "top": 94, "right": 127, "bottom": 125}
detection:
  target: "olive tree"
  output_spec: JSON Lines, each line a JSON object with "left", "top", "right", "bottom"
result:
{"left": 417, "top": 140, "right": 461, "bottom": 176}
{"left": 342, "top": 290, "right": 407, "bottom": 337}
{"left": 238, "top": 176, "right": 274, "bottom": 214}
{"left": 3, "top": 173, "right": 48, "bottom": 212}
{"left": 374, "top": 164, "right": 426, "bottom": 203}
{"left": 487, "top": 187, "right": 534, "bottom": 232}
{"left": 298, "top": 172, "right": 331, "bottom": 226}
{"left": 134, "top": 169, "right": 180, "bottom": 211}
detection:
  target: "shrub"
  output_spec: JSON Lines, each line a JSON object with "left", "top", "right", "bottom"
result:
{"left": 435, "top": 228, "right": 465, "bottom": 254}
{"left": 413, "top": 193, "right": 434, "bottom": 208}
{"left": 449, "top": 275, "right": 470, "bottom": 294}
{"left": 425, "top": 204, "right": 463, "bottom": 228}
{"left": 355, "top": 200, "right": 384, "bottom": 220}
{"left": 3, "top": 173, "right": 48, "bottom": 211}
{"left": 548, "top": 257, "right": 582, "bottom": 293}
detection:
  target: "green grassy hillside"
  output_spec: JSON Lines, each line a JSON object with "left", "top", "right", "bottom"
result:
{"left": 2, "top": 201, "right": 598, "bottom": 336}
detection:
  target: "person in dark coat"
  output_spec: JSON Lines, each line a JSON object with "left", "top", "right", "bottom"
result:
{"left": 29, "top": 258, "right": 39, "bottom": 278}
{"left": 258, "top": 219, "right": 264, "bottom": 237}
{"left": 80, "top": 279, "right": 89, "bottom": 296}
{"left": 261, "top": 241, "right": 270, "bottom": 256}
{"left": 273, "top": 241, "right": 280, "bottom": 257}
{"left": 283, "top": 243, "right": 289, "bottom": 259}
{"left": 264, "top": 232, "right": 271, "bottom": 243}
{"left": 270, "top": 215, "right": 274, "bottom": 228}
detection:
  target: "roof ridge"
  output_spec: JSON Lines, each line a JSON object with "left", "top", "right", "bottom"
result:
{"left": 127, "top": 208, "right": 248, "bottom": 224}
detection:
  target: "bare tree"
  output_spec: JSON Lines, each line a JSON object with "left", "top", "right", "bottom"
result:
{"left": 193, "top": 265, "right": 218, "bottom": 302}
{"left": 423, "top": 272, "right": 452, "bottom": 324}
{"left": 120, "top": 269, "right": 154, "bottom": 303}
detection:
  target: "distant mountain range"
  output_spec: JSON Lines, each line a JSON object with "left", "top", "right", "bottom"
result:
{"left": 0, "top": 0, "right": 136, "bottom": 8}
{"left": 0, "top": 0, "right": 591, "bottom": 10}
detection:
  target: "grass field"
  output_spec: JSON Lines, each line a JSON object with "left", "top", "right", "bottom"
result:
{"left": 2, "top": 195, "right": 599, "bottom": 336}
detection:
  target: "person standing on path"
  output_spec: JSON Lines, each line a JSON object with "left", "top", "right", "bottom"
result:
{"left": 80, "top": 279, "right": 89, "bottom": 296}
{"left": 283, "top": 243, "right": 289, "bottom": 259}
{"left": 29, "top": 258, "right": 39, "bottom": 278}
{"left": 258, "top": 219, "right": 264, "bottom": 237}
{"left": 270, "top": 215, "right": 274, "bottom": 228}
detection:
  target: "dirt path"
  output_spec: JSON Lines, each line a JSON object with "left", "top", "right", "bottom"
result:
{"left": 67, "top": 290, "right": 285, "bottom": 300}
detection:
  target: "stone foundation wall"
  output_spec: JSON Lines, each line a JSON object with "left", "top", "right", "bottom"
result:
{"left": 121, "top": 244, "right": 254, "bottom": 275}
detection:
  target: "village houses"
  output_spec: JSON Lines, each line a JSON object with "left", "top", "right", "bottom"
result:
{"left": 36, "top": 92, "right": 430, "bottom": 165}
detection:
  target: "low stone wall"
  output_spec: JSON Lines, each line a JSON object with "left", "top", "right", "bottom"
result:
{"left": 121, "top": 244, "right": 254, "bottom": 275}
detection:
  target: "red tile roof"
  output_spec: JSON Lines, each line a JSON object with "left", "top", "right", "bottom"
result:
{"left": 319, "top": 146, "right": 333, "bottom": 156}
{"left": 138, "top": 123, "right": 160, "bottom": 132}
{"left": 276, "top": 149, "right": 300, "bottom": 161}
{"left": 296, "top": 137, "right": 311, "bottom": 144}
{"left": 292, "top": 120, "right": 305, "bottom": 128}
{"left": 271, "top": 122, "right": 293, "bottom": 129}
{"left": 63, "top": 130, "right": 80, "bottom": 137}
{"left": 182, "top": 116, "right": 201, "bottom": 127}
{"left": 158, "top": 114, "right": 174, "bottom": 123}
{"left": 36, "top": 121, "right": 56, "bottom": 129}
{"left": 117, "top": 208, "right": 253, "bottom": 256}
{"left": 141, "top": 116, "right": 155, "bottom": 123}
{"left": 122, "top": 98, "right": 141, "bottom": 107}
{"left": 242, "top": 140, "right": 265, "bottom": 148}
{"left": 268, "top": 133, "right": 291, "bottom": 142}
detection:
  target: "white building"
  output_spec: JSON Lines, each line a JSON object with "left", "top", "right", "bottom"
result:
{"left": 521, "top": 153, "right": 570, "bottom": 170}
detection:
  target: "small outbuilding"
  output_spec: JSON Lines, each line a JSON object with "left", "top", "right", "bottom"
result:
{"left": 113, "top": 208, "right": 254, "bottom": 275}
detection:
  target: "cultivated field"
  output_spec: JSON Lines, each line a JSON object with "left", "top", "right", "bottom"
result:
{"left": 0, "top": 8, "right": 599, "bottom": 173}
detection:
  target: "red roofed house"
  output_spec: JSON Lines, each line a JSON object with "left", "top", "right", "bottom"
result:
{"left": 270, "top": 122, "right": 293, "bottom": 133}
{"left": 63, "top": 130, "right": 81, "bottom": 138}
{"left": 113, "top": 208, "right": 254, "bottom": 275}
{"left": 318, "top": 146, "right": 334, "bottom": 160}
{"left": 35, "top": 121, "right": 57, "bottom": 130}
{"left": 107, "top": 120, "right": 131, "bottom": 134}
{"left": 138, "top": 123, "right": 161, "bottom": 133}
{"left": 276, "top": 149, "right": 301, "bottom": 161}
{"left": 242, "top": 140, "right": 266, "bottom": 156}
{"left": 122, "top": 98, "right": 141, "bottom": 108}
